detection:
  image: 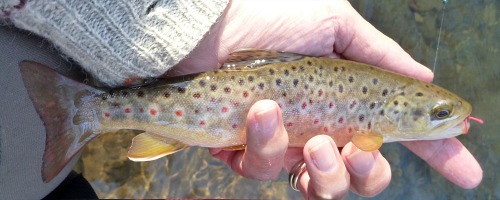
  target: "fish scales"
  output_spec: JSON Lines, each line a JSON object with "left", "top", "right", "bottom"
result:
{"left": 19, "top": 49, "right": 478, "bottom": 182}
{"left": 95, "top": 57, "right": 442, "bottom": 147}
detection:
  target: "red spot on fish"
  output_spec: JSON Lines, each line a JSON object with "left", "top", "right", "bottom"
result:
{"left": 329, "top": 102, "right": 334, "bottom": 109}
{"left": 287, "top": 122, "right": 293, "bottom": 127}
{"left": 232, "top": 124, "right": 238, "bottom": 129}
{"left": 323, "top": 127, "right": 328, "bottom": 132}
{"left": 243, "top": 91, "right": 249, "bottom": 98}
{"left": 338, "top": 117, "right": 344, "bottom": 123}
{"left": 200, "top": 120, "right": 206, "bottom": 126}
{"left": 150, "top": 109, "right": 158, "bottom": 115}
{"left": 194, "top": 109, "right": 200, "bottom": 114}
{"left": 222, "top": 107, "right": 228, "bottom": 113}
{"left": 124, "top": 108, "right": 131, "bottom": 113}
{"left": 104, "top": 113, "right": 110, "bottom": 117}
{"left": 233, "top": 101, "right": 240, "bottom": 107}
{"left": 309, "top": 99, "right": 313, "bottom": 104}
{"left": 175, "top": 110, "right": 182, "bottom": 117}
{"left": 139, "top": 108, "right": 144, "bottom": 113}
{"left": 193, "top": 93, "right": 201, "bottom": 99}
{"left": 348, "top": 127, "right": 353, "bottom": 133}
{"left": 314, "top": 119, "right": 319, "bottom": 124}
{"left": 302, "top": 102, "right": 307, "bottom": 109}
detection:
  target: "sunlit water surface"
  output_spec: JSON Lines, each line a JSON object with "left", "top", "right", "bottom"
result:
{"left": 74, "top": 0, "right": 499, "bottom": 199}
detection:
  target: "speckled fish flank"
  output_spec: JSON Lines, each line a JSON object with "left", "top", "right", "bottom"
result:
{"left": 19, "top": 49, "right": 481, "bottom": 182}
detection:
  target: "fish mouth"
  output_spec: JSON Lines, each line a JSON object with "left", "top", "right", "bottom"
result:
{"left": 462, "top": 116, "right": 484, "bottom": 134}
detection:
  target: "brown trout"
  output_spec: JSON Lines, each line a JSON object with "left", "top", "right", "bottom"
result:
{"left": 20, "top": 49, "right": 482, "bottom": 182}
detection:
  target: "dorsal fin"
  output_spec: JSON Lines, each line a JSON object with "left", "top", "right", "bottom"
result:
{"left": 222, "top": 49, "right": 304, "bottom": 69}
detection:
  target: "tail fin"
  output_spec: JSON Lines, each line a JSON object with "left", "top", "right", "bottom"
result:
{"left": 19, "top": 61, "right": 103, "bottom": 182}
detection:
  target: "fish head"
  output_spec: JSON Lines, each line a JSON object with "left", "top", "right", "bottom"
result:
{"left": 378, "top": 83, "right": 474, "bottom": 142}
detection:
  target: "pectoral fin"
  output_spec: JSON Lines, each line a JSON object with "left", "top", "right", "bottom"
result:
{"left": 223, "top": 144, "right": 246, "bottom": 151}
{"left": 128, "top": 133, "right": 187, "bottom": 161}
{"left": 351, "top": 130, "right": 383, "bottom": 152}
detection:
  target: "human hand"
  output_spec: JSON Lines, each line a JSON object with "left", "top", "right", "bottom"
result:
{"left": 169, "top": 0, "right": 482, "bottom": 198}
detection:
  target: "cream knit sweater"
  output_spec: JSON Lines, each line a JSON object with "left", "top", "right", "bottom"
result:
{"left": 1, "top": 0, "right": 229, "bottom": 86}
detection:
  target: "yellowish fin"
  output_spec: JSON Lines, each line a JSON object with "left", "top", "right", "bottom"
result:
{"left": 127, "top": 133, "right": 187, "bottom": 161}
{"left": 351, "top": 130, "right": 384, "bottom": 152}
{"left": 222, "top": 144, "right": 246, "bottom": 151}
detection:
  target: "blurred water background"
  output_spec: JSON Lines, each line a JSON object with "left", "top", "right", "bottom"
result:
{"left": 74, "top": 0, "right": 499, "bottom": 199}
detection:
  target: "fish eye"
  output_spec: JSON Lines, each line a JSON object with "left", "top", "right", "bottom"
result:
{"left": 432, "top": 103, "right": 452, "bottom": 119}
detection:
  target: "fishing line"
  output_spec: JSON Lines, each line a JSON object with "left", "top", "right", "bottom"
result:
{"left": 432, "top": 0, "right": 448, "bottom": 72}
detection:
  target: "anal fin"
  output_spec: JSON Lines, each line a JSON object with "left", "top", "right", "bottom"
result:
{"left": 351, "top": 130, "right": 383, "bottom": 152}
{"left": 128, "top": 132, "right": 187, "bottom": 162}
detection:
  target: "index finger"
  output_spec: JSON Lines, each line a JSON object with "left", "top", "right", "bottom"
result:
{"left": 401, "top": 138, "right": 482, "bottom": 189}
{"left": 333, "top": 2, "right": 434, "bottom": 82}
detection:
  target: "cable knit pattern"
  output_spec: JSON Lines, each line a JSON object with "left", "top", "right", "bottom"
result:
{"left": 1, "top": 0, "right": 228, "bottom": 86}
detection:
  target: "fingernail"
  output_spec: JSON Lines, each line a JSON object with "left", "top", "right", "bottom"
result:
{"left": 309, "top": 140, "right": 337, "bottom": 171}
{"left": 254, "top": 104, "right": 278, "bottom": 141}
{"left": 346, "top": 149, "right": 375, "bottom": 174}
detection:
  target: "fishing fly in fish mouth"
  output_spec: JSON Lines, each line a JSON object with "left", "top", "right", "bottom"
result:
{"left": 19, "top": 49, "right": 483, "bottom": 183}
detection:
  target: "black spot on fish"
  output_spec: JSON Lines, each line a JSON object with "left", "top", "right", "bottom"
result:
{"left": 248, "top": 76, "right": 254, "bottom": 82}
{"left": 338, "top": 117, "right": 344, "bottom": 123}
{"left": 269, "top": 69, "right": 275, "bottom": 75}
{"left": 314, "top": 69, "right": 318, "bottom": 74}
{"left": 380, "top": 110, "right": 385, "bottom": 116}
{"left": 304, "top": 84, "right": 309, "bottom": 90}
{"left": 224, "top": 87, "right": 231, "bottom": 93}
{"left": 307, "top": 61, "right": 312, "bottom": 66}
{"left": 284, "top": 69, "right": 290, "bottom": 76}
{"left": 334, "top": 67, "right": 338, "bottom": 72}
{"left": 101, "top": 95, "right": 108, "bottom": 101}
{"left": 370, "top": 102, "right": 376, "bottom": 109}
{"left": 164, "top": 92, "right": 170, "bottom": 98}
{"left": 282, "top": 92, "right": 287, "bottom": 97}
{"left": 319, "top": 65, "right": 324, "bottom": 70}
{"left": 309, "top": 75, "right": 314, "bottom": 82}
{"left": 349, "top": 100, "right": 357, "bottom": 109}
{"left": 329, "top": 81, "right": 333, "bottom": 87}
{"left": 367, "top": 121, "right": 372, "bottom": 129}
{"left": 359, "top": 114, "right": 365, "bottom": 122}
{"left": 210, "top": 85, "right": 217, "bottom": 91}
{"left": 382, "top": 89, "right": 388, "bottom": 96}
{"left": 394, "top": 110, "right": 399, "bottom": 114}
{"left": 292, "top": 66, "right": 297, "bottom": 71}
{"left": 121, "top": 91, "right": 128, "bottom": 97}
{"left": 362, "top": 86, "right": 368, "bottom": 94}
{"left": 258, "top": 83, "right": 265, "bottom": 90}
{"left": 341, "top": 66, "right": 346, "bottom": 72}
{"left": 238, "top": 79, "right": 244, "bottom": 85}
{"left": 404, "top": 102, "right": 408, "bottom": 107}
{"left": 230, "top": 76, "right": 235, "bottom": 80}
{"left": 413, "top": 109, "right": 423, "bottom": 117}
{"left": 338, "top": 84, "right": 344, "bottom": 93}
{"left": 393, "top": 101, "right": 399, "bottom": 106}
{"left": 300, "top": 66, "right": 305, "bottom": 72}
{"left": 177, "top": 88, "right": 186, "bottom": 94}
{"left": 276, "top": 79, "right": 282, "bottom": 86}
{"left": 199, "top": 80, "right": 206, "bottom": 87}
{"left": 416, "top": 92, "right": 424, "bottom": 97}
{"left": 293, "top": 79, "right": 299, "bottom": 87}
{"left": 348, "top": 76, "right": 354, "bottom": 83}
{"left": 399, "top": 92, "right": 405, "bottom": 96}
{"left": 137, "top": 91, "right": 145, "bottom": 97}
{"left": 373, "top": 78, "right": 378, "bottom": 85}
